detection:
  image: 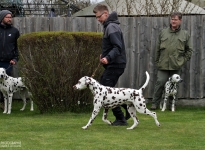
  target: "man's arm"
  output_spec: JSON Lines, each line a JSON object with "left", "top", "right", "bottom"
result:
{"left": 105, "top": 25, "right": 122, "bottom": 64}
{"left": 155, "top": 33, "right": 161, "bottom": 67}
{"left": 184, "top": 33, "right": 192, "bottom": 62}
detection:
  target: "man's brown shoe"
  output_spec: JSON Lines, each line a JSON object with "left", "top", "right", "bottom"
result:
{"left": 150, "top": 104, "right": 157, "bottom": 110}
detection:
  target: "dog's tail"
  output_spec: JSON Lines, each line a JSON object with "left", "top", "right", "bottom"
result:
{"left": 139, "top": 71, "right": 150, "bottom": 91}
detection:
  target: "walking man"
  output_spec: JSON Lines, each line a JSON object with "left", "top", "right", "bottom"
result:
{"left": 93, "top": 4, "right": 129, "bottom": 125}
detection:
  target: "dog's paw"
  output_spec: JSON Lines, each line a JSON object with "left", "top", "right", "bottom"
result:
{"left": 82, "top": 126, "right": 88, "bottom": 130}
{"left": 156, "top": 122, "right": 161, "bottom": 127}
{"left": 171, "top": 107, "right": 175, "bottom": 112}
{"left": 3, "top": 111, "right": 6, "bottom": 114}
{"left": 20, "top": 109, "right": 24, "bottom": 111}
{"left": 126, "top": 127, "right": 134, "bottom": 130}
{"left": 108, "top": 121, "right": 112, "bottom": 125}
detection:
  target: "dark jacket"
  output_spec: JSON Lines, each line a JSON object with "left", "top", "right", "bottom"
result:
{"left": 0, "top": 24, "right": 19, "bottom": 63}
{"left": 102, "top": 11, "right": 126, "bottom": 69}
{"left": 155, "top": 26, "right": 192, "bottom": 70}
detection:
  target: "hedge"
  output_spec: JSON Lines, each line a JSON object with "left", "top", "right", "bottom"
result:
{"left": 18, "top": 32, "right": 103, "bottom": 113}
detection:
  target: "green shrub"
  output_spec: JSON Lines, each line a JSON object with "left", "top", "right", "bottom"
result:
{"left": 18, "top": 32, "right": 103, "bottom": 113}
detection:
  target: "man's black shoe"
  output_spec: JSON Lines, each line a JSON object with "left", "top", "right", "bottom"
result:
{"left": 112, "top": 120, "right": 128, "bottom": 126}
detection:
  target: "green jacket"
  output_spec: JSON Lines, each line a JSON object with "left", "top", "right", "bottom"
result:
{"left": 155, "top": 26, "right": 192, "bottom": 70}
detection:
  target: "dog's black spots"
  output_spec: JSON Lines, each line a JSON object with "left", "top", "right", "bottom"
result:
{"left": 122, "top": 92, "right": 125, "bottom": 96}
{"left": 139, "top": 103, "right": 142, "bottom": 106}
{"left": 112, "top": 96, "right": 116, "bottom": 100}
{"left": 94, "top": 99, "right": 97, "bottom": 104}
{"left": 133, "top": 92, "right": 139, "bottom": 96}
{"left": 103, "top": 96, "right": 107, "bottom": 100}
{"left": 103, "top": 103, "right": 108, "bottom": 106}
{"left": 138, "top": 98, "right": 141, "bottom": 101}
{"left": 99, "top": 88, "right": 102, "bottom": 92}
{"left": 107, "top": 88, "right": 112, "bottom": 94}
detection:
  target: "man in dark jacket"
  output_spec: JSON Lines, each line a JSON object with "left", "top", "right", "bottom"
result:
{"left": 150, "top": 12, "right": 192, "bottom": 110}
{"left": 93, "top": 4, "right": 129, "bottom": 126}
{"left": 0, "top": 10, "right": 20, "bottom": 109}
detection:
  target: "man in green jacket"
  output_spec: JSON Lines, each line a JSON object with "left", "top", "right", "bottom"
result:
{"left": 150, "top": 12, "right": 192, "bottom": 110}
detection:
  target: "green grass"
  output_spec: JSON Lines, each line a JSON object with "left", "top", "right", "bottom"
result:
{"left": 0, "top": 101, "right": 205, "bottom": 150}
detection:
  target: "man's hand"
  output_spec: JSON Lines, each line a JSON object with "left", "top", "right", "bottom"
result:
{"left": 100, "top": 57, "right": 108, "bottom": 64}
{"left": 10, "top": 60, "right": 16, "bottom": 65}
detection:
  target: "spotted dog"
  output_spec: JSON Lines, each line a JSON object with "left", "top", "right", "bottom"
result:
{"left": 0, "top": 68, "right": 33, "bottom": 114}
{"left": 160, "top": 74, "right": 183, "bottom": 112}
{"left": 73, "top": 71, "right": 160, "bottom": 130}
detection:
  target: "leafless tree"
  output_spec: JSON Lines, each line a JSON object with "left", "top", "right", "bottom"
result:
{"left": 21, "top": 0, "right": 91, "bottom": 16}
{"left": 105, "top": 0, "right": 204, "bottom": 16}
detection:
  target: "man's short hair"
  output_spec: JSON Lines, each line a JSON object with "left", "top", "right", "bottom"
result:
{"left": 170, "top": 12, "right": 182, "bottom": 20}
{"left": 93, "top": 4, "right": 109, "bottom": 14}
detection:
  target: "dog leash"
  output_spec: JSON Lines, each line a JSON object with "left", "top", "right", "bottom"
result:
{"left": 6, "top": 64, "right": 13, "bottom": 70}
{"left": 91, "top": 63, "right": 101, "bottom": 78}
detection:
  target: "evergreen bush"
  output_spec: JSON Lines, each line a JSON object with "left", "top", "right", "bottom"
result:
{"left": 18, "top": 32, "right": 103, "bottom": 113}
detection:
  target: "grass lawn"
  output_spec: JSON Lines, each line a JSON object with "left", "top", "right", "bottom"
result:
{"left": 0, "top": 100, "right": 205, "bottom": 150}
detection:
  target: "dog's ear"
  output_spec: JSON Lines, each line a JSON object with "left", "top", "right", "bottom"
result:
{"left": 84, "top": 77, "right": 90, "bottom": 85}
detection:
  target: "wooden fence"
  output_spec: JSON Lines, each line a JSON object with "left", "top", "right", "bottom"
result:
{"left": 12, "top": 15, "right": 205, "bottom": 99}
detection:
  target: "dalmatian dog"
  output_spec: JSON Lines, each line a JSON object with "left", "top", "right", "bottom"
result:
{"left": 160, "top": 74, "right": 183, "bottom": 112}
{"left": 0, "top": 68, "right": 34, "bottom": 114}
{"left": 73, "top": 71, "right": 160, "bottom": 130}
